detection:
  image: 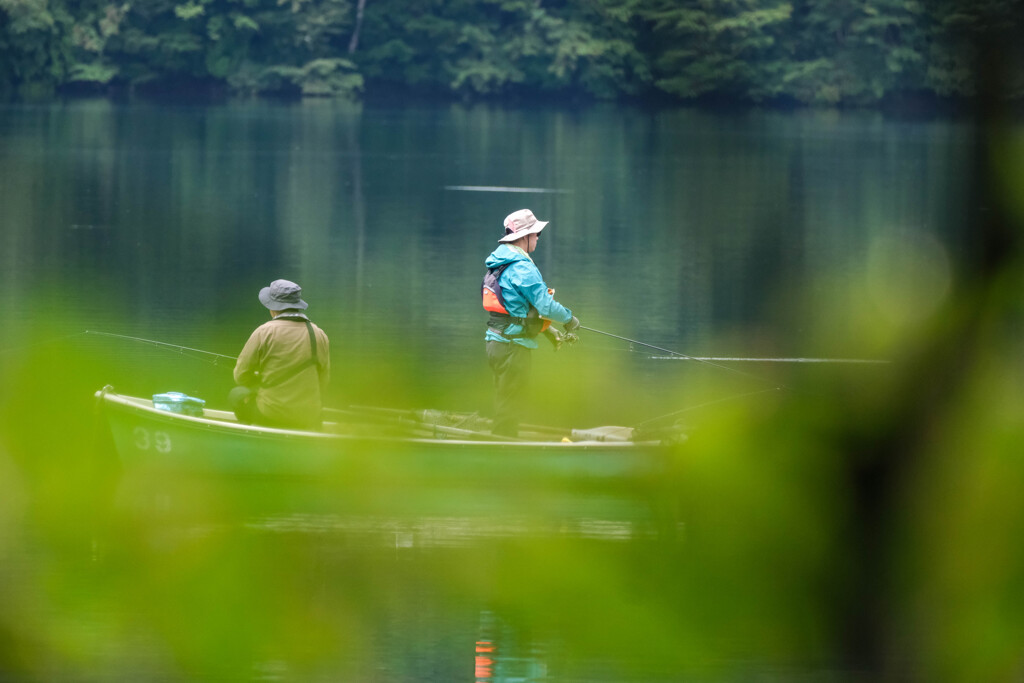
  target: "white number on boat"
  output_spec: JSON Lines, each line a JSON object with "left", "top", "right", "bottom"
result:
{"left": 154, "top": 431, "right": 172, "bottom": 453}
{"left": 133, "top": 426, "right": 148, "bottom": 450}
{"left": 133, "top": 427, "right": 172, "bottom": 453}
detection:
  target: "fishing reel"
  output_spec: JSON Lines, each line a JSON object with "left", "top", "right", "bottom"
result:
{"left": 543, "top": 328, "right": 579, "bottom": 350}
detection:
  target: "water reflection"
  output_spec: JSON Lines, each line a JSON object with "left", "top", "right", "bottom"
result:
{"left": 475, "top": 611, "right": 550, "bottom": 683}
{"left": 243, "top": 512, "right": 668, "bottom": 545}
{"left": 77, "top": 467, "right": 687, "bottom": 681}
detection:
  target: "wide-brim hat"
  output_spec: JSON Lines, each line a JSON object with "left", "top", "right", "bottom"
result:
{"left": 258, "top": 279, "right": 308, "bottom": 311}
{"left": 499, "top": 208, "right": 548, "bottom": 243}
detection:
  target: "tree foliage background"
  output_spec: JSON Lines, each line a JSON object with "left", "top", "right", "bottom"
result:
{"left": 1, "top": 0, "right": 1021, "bottom": 104}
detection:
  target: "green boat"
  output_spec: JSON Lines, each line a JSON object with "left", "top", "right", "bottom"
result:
{"left": 94, "top": 387, "right": 681, "bottom": 484}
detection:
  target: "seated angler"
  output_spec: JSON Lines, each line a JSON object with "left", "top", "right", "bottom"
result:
{"left": 230, "top": 279, "right": 331, "bottom": 430}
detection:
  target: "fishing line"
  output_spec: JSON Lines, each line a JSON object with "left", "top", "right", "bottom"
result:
{"left": 633, "top": 387, "right": 783, "bottom": 429}
{"left": 444, "top": 185, "right": 572, "bottom": 194}
{"left": 0, "top": 331, "right": 92, "bottom": 356}
{"left": 83, "top": 331, "right": 237, "bottom": 365}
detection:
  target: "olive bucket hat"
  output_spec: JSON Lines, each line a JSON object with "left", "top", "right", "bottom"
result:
{"left": 499, "top": 209, "right": 548, "bottom": 243}
{"left": 258, "top": 279, "right": 308, "bottom": 311}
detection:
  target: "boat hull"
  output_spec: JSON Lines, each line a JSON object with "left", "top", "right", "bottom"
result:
{"left": 95, "top": 389, "right": 674, "bottom": 484}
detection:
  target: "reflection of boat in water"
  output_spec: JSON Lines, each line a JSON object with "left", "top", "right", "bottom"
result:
{"left": 94, "top": 387, "right": 682, "bottom": 484}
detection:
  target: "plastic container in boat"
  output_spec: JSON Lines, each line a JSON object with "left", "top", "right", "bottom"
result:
{"left": 152, "top": 392, "right": 206, "bottom": 417}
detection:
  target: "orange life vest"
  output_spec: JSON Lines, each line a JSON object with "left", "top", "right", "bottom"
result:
{"left": 482, "top": 264, "right": 551, "bottom": 337}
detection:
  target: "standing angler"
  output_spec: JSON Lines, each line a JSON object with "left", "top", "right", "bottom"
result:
{"left": 483, "top": 209, "right": 581, "bottom": 437}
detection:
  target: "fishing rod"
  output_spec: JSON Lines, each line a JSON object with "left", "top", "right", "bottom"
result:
{"left": 84, "top": 331, "right": 237, "bottom": 365}
{"left": 578, "top": 325, "right": 782, "bottom": 385}
{"left": 648, "top": 355, "right": 889, "bottom": 364}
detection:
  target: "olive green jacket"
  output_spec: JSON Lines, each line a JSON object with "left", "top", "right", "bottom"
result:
{"left": 233, "top": 316, "right": 330, "bottom": 429}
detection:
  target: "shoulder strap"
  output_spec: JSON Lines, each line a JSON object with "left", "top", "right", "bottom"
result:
{"left": 482, "top": 262, "right": 514, "bottom": 309}
{"left": 305, "top": 320, "right": 317, "bottom": 360}
{"left": 260, "top": 321, "right": 321, "bottom": 389}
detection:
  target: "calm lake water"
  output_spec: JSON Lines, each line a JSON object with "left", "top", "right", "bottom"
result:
{"left": 1, "top": 99, "right": 972, "bottom": 418}
{"left": 0, "top": 99, "right": 986, "bottom": 680}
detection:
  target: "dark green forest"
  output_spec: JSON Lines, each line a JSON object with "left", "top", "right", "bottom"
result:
{"left": 1, "top": 0, "right": 1021, "bottom": 105}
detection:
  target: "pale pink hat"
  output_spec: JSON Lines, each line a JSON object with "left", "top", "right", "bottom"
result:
{"left": 499, "top": 209, "right": 548, "bottom": 243}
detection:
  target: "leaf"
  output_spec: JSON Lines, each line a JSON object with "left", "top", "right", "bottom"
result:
{"left": 68, "top": 61, "right": 119, "bottom": 82}
{"left": 231, "top": 13, "right": 258, "bottom": 32}
{"left": 174, "top": 3, "right": 204, "bottom": 20}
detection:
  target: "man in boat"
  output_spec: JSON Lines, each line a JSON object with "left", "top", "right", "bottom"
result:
{"left": 230, "top": 279, "right": 331, "bottom": 430}
{"left": 483, "top": 209, "right": 580, "bottom": 437}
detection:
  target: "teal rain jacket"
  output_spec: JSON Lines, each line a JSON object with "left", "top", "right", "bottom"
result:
{"left": 484, "top": 244, "right": 573, "bottom": 349}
